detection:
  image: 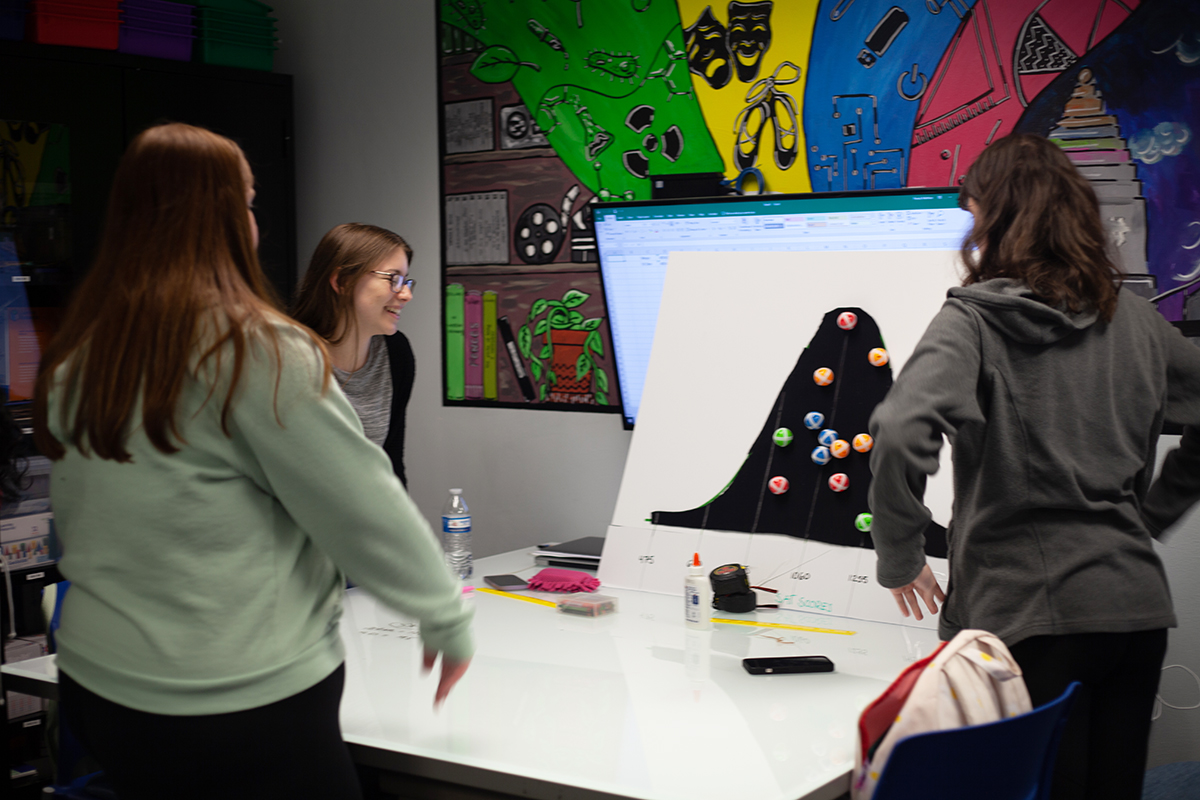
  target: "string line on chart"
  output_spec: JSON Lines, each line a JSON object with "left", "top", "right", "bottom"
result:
{"left": 713, "top": 617, "right": 856, "bottom": 636}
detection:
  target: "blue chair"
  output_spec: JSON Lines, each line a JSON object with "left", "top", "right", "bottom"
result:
{"left": 871, "top": 682, "right": 1080, "bottom": 800}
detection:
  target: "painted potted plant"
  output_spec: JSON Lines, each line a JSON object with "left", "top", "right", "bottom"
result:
{"left": 517, "top": 289, "right": 609, "bottom": 404}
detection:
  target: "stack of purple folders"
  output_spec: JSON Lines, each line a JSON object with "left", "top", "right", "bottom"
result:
{"left": 118, "top": 0, "right": 194, "bottom": 60}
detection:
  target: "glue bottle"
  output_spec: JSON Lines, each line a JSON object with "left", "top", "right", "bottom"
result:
{"left": 684, "top": 553, "right": 712, "bottom": 630}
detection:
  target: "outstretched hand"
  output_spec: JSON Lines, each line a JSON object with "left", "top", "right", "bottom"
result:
{"left": 423, "top": 650, "right": 472, "bottom": 708}
{"left": 889, "top": 564, "right": 946, "bottom": 621}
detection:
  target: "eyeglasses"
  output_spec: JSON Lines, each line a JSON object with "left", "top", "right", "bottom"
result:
{"left": 370, "top": 271, "right": 415, "bottom": 293}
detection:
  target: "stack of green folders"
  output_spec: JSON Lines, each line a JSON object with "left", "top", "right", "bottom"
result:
{"left": 166, "top": 0, "right": 276, "bottom": 70}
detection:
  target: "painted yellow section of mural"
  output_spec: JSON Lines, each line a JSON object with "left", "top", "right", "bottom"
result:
{"left": 677, "top": 0, "right": 816, "bottom": 193}
{"left": 1, "top": 124, "right": 50, "bottom": 217}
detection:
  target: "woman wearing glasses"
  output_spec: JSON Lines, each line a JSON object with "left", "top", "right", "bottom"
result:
{"left": 292, "top": 224, "right": 417, "bottom": 486}
{"left": 34, "top": 125, "right": 470, "bottom": 800}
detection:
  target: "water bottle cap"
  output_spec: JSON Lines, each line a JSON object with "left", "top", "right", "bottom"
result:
{"left": 450, "top": 488, "right": 462, "bottom": 494}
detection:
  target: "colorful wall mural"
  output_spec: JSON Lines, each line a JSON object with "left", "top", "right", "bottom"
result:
{"left": 438, "top": 0, "right": 1199, "bottom": 410}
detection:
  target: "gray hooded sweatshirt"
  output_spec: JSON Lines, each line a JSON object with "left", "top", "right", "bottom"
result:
{"left": 869, "top": 279, "right": 1200, "bottom": 646}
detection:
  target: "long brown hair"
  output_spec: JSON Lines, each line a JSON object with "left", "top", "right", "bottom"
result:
{"left": 290, "top": 223, "right": 412, "bottom": 344}
{"left": 33, "top": 123, "right": 326, "bottom": 462}
{"left": 959, "top": 133, "right": 1121, "bottom": 321}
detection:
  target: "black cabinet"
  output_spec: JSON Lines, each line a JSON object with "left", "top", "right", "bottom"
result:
{"left": 1, "top": 39, "right": 297, "bottom": 301}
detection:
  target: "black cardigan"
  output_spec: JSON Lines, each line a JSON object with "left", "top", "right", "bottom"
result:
{"left": 381, "top": 331, "right": 415, "bottom": 487}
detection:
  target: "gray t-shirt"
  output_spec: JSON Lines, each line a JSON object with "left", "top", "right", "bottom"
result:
{"left": 332, "top": 336, "right": 393, "bottom": 446}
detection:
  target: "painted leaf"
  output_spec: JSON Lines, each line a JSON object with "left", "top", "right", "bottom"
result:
{"left": 539, "top": 383, "right": 548, "bottom": 401}
{"left": 470, "top": 46, "right": 523, "bottom": 84}
{"left": 568, "top": 310, "right": 584, "bottom": 327}
{"left": 548, "top": 370, "right": 558, "bottom": 385}
{"left": 548, "top": 307, "right": 572, "bottom": 329}
{"left": 576, "top": 352, "right": 592, "bottom": 381}
{"left": 517, "top": 325, "right": 532, "bottom": 358}
{"left": 595, "top": 366, "right": 609, "bottom": 393}
{"left": 530, "top": 358, "right": 542, "bottom": 381}
{"left": 596, "top": 393, "right": 608, "bottom": 405}
{"left": 530, "top": 298, "right": 549, "bottom": 319}
{"left": 586, "top": 330, "right": 604, "bottom": 358}
{"left": 581, "top": 318, "right": 602, "bottom": 331}
{"left": 562, "top": 289, "right": 590, "bottom": 308}
{"left": 533, "top": 318, "right": 549, "bottom": 337}
{"left": 539, "top": 342, "right": 553, "bottom": 359}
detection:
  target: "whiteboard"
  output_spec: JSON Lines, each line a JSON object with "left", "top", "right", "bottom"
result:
{"left": 600, "top": 249, "right": 961, "bottom": 626}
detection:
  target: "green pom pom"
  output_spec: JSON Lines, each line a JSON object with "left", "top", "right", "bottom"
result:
{"left": 772, "top": 427, "right": 794, "bottom": 447}
{"left": 855, "top": 513, "right": 873, "bottom": 532}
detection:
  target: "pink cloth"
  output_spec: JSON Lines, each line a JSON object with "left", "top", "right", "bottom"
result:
{"left": 527, "top": 568, "right": 600, "bottom": 593}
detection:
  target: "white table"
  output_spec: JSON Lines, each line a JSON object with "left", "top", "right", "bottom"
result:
{"left": 339, "top": 550, "right": 939, "bottom": 800}
{"left": 1, "top": 550, "right": 939, "bottom": 800}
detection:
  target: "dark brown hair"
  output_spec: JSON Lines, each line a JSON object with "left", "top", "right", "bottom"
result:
{"left": 33, "top": 123, "right": 327, "bottom": 462}
{"left": 959, "top": 133, "right": 1121, "bottom": 322}
{"left": 290, "top": 223, "right": 412, "bottom": 345}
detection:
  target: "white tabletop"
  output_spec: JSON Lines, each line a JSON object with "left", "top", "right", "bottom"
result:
{"left": 0, "top": 550, "right": 938, "bottom": 799}
{"left": 1, "top": 650, "right": 58, "bottom": 699}
{"left": 338, "top": 549, "right": 940, "bottom": 800}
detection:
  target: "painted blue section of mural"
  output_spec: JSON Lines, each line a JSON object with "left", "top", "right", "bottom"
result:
{"left": 1015, "top": 0, "right": 1200, "bottom": 320}
{"left": 804, "top": 0, "right": 979, "bottom": 192}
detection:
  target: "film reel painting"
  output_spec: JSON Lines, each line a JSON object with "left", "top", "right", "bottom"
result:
{"left": 514, "top": 202, "right": 566, "bottom": 264}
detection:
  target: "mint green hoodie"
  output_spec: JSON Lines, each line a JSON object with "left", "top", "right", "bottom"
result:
{"left": 46, "top": 318, "right": 473, "bottom": 715}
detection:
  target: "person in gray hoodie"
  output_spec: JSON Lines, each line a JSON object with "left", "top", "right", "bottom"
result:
{"left": 868, "top": 133, "right": 1200, "bottom": 800}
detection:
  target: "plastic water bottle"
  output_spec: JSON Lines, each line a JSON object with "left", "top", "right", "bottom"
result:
{"left": 441, "top": 488, "right": 472, "bottom": 579}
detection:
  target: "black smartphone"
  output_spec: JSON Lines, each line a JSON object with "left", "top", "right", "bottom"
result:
{"left": 742, "top": 656, "right": 835, "bottom": 675}
{"left": 484, "top": 574, "right": 529, "bottom": 591}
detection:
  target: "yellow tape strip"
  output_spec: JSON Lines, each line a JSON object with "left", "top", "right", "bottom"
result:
{"left": 474, "top": 586, "right": 558, "bottom": 607}
{"left": 713, "top": 617, "right": 856, "bottom": 636}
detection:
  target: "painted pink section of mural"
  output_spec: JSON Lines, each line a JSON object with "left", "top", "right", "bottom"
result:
{"left": 908, "top": 0, "right": 1139, "bottom": 188}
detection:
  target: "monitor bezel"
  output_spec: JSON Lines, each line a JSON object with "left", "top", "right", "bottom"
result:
{"left": 595, "top": 186, "right": 965, "bottom": 430}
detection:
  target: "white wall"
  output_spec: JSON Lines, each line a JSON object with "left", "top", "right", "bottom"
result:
{"left": 271, "top": 0, "right": 1200, "bottom": 767}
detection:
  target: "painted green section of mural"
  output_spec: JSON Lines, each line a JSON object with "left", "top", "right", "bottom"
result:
{"left": 440, "top": 0, "right": 724, "bottom": 201}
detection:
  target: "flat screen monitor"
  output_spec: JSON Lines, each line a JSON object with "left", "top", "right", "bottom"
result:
{"left": 594, "top": 188, "right": 973, "bottom": 428}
